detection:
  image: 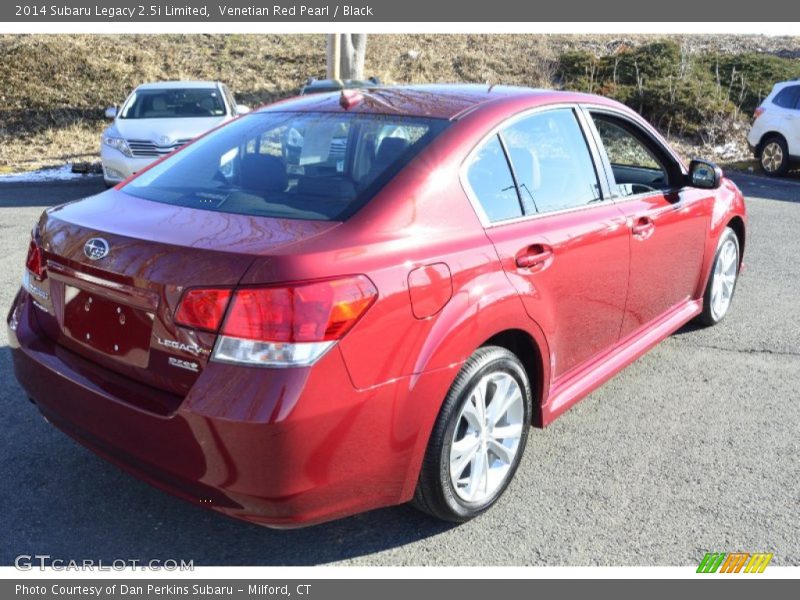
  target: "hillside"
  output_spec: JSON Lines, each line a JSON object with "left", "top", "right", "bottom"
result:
{"left": 1, "top": 34, "right": 799, "bottom": 172}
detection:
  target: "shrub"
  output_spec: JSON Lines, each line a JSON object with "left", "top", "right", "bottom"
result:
{"left": 557, "top": 41, "right": 800, "bottom": 142}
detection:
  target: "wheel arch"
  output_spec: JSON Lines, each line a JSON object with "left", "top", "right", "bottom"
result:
{"left": 726, "top": 215, "right": 746, "bottom": 267}
{"left": 398, "top": 304, "right": 552, "bottom": 501}
{"left": 758, "top": 130, "right": 787, "bottom": 150}
{"left": 480, "top": 328, "right": 548, "bottom": 427}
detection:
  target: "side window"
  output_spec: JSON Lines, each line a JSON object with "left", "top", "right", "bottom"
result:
{"left": 501, "top": 108, "right": 601, "bottom": 215}
{"left": 773, "top": 85, "right": 800, "bottom": 110}
{"left": 466, "top": 135, "right": 523, "bottom": 223}
{"left": 592, "top": 116, "right": 670, "bottom": 197}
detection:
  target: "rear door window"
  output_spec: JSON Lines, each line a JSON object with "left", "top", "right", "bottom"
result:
{"left": 501, "top": 108, "right": 602, "bottom": 214}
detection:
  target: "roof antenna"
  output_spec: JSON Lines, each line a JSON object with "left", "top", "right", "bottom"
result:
{"left": 487, "top": 81, "right": 496, "bottom": 93}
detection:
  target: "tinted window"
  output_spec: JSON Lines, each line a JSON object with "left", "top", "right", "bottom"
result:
{"left": 466, "top": 135, "right": 523, "bottom": 223}
{"left": 773, "top": 85, "right": 800, "bottom": 109}
{"left": 121, "top": 88, "right": 227, "bottom": 119}
{"left": 122, "top": 111, "right": 448, "bottom": 221}
{"left": 502, "top": 109, "right": 601, "bottom": 215}
{"left": 592, "top": 116, "right": 669, "bottom": 197}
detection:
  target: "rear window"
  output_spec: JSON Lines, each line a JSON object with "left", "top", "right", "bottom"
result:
{"left": 122, "top": 111, "right": 449, "bottom": 221}
{"left": 121, "top": 88, "right": 227, "bottom": 119}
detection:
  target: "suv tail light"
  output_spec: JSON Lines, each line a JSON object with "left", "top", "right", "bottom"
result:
{"left": 753, "top": 106, "right": 766, "bottom": 121}
{"left": 176, "top": 276, "right": 377, "bottom": 367}
{"left": 25, "top": 240, "right": 44, "bottom": 279}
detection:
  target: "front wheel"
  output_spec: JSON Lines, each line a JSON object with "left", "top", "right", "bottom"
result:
{"left": 412, "top": 346, "right": 532, "bottom": 522}
{"left": 698, "top": 227, "right": 740, "bottom": 326}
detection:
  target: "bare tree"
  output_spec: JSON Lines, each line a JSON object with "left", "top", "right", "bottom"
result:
{"left": 327, "top": 34, "right": 367, "bottom": 80}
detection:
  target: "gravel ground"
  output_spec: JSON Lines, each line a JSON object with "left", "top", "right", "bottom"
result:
{"left": 0, "top": 173, "right": 797, "bottom": 566}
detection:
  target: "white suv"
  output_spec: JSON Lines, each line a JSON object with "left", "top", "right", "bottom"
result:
{"left": 747, "top": 80, "right": 800, "bottom": 176}
{"left": 101, "top": 81, "right": 250, "bottom": 187}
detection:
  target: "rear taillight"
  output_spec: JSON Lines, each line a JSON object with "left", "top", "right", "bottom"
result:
{"left": 175, "top": 288, "right": 232, "bottom": 332}
{"left": 753, "top": 106, "right": 766, "bottom": 121}
{"left": 222, "top": 277, "right": 377, "bottom": 343}
{"left": 176, "top": 276, "right": 377, "bottom": 367}
{"left": 25, "top": 240, "right": 44, "bottom": 279}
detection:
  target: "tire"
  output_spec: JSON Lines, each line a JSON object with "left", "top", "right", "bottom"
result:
{"left": 698, "top": 227, "right": 740, "bottom": 327}
{"left": 412, "top": 346, "right": 532, "bottom": 522}
{"left": 759, "top": 135, "right": 789, "bottom": 177}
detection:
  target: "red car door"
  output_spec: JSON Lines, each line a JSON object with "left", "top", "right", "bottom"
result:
{"left": 463, "top": 107, "right": 630, "bottom": 379}
{"left": 584, "top": 110, "right": 713, "bottom": 337}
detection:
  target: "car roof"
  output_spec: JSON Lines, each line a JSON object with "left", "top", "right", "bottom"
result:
{"left": 772, "top": 80, "right": 800, "bottom": 90}
{"left": 135, "top": 81, "right": 221, "bottom": 90}
{"left": 256, "top": 84, "right": 623, "bottom": 120}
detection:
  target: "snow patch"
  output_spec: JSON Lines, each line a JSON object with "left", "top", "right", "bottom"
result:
{"left": 0, "top": 165, "right": 97, "bottom": 183}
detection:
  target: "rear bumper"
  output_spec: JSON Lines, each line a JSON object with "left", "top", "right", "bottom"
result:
{"left": 7, "top": 290, "right": 457, "bottom": 527}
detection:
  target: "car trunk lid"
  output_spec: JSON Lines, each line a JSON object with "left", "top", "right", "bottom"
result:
{"left": 31, "top": 190, "right": 339, "bottom": 399}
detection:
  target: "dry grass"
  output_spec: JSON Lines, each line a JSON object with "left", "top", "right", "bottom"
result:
{"left": 1, "top": 34, "right": 798, "bottom": 172}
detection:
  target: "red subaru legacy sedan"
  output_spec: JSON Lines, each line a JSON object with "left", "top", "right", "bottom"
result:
{"left": 8, "top": 85, "right": 746, "bottom": 527}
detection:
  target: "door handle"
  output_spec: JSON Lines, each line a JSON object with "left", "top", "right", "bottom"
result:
{"left": 631, "top": 217, "right": 655, "bottom": 239}
{"left": 515, "top": 244, "right": 553, "bottom": 270}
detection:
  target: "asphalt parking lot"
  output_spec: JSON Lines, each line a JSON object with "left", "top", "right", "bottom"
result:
{"left": 0, "top": 172, "right": 798, "bottom": 566}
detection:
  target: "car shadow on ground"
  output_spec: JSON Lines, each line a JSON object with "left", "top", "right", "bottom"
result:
{"left": 726, "top": 170, "right": 800, "bottom": 204}
{"left": 0, "top": 177, "right": 106, "bottom": 208}
{"left": 0, "top": 347, "right": 456, "bottom": 566}
{"left": 671, "top": 320, "right": 705, "bottom": 337}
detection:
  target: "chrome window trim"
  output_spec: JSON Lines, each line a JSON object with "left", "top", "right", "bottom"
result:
{"left": 459, "top": 103, "right": 612, "bottom": 229}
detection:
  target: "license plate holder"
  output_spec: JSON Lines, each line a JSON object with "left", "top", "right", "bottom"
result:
{"left": 63, "top": 285, "right": 153, "bottom": 368}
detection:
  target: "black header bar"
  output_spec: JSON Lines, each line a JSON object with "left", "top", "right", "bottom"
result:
{"left": 4, "top": 1, "right": 800, "bottom": 22}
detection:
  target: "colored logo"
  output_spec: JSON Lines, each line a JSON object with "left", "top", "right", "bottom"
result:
{"left": 697, "top": 552, "right": 773, "bottom": 573}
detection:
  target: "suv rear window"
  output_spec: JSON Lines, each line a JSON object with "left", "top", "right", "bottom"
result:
{"left": 122, "top": 111, "right": 448, "bottom": 221}
{"left": 772, "top": 85, "right": 800, "bottom": 109}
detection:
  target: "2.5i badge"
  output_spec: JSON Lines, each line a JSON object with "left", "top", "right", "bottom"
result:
{"left": 168, "top": 356, "right": 199, "bottom": 373}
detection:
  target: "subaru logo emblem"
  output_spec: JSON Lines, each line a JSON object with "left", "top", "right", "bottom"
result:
{"left": 83, "top": 238, "right": 110, "bottom": 261}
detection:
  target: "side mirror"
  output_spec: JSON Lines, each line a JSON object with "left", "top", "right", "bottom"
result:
{"left": 236, "top": 104, "right": 251, "bottom": 116}
{"left": 104, "top": 106, "right": 117, "bottom": 120}
{"left": 689, "top": 158, "right": 723, "bottom": 189}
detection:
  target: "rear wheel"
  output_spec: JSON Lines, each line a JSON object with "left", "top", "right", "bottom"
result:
{"left": 759, "top": 135, "right": 789, "bottom": 176}
{"left": 698, "top": 227, "right": 740, "bottom": 326}
{"left": 412, "top": 346, "right": 532, "bottom": 522}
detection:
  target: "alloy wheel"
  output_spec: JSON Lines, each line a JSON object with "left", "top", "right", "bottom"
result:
{"left": 710, "top": 237, "right": 738, "bottom": 321}
{"left": 449, "top": 371, "right": 524, "bottom": 503}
